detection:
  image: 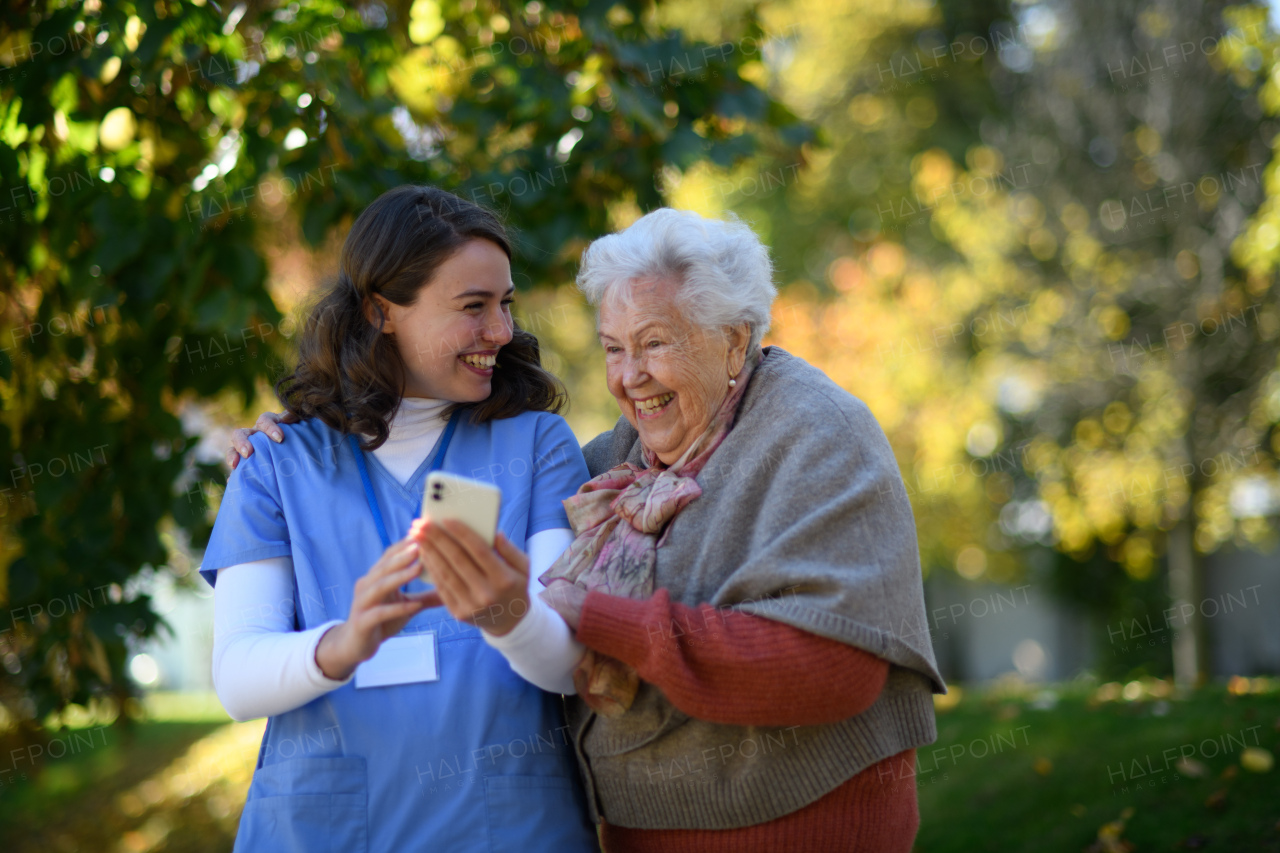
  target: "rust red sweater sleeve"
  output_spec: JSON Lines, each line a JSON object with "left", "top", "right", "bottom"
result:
{"left": 575, "top": 588, "right": 890, "bottom": 727}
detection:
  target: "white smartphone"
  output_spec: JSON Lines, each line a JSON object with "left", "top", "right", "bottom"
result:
{"left": 421, "top": 471, "right": 502, "bottom": 547}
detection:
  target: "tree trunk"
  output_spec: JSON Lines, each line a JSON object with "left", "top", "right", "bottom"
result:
{"left": 1167, "top": 521, "right": 1203, "bottom": 690}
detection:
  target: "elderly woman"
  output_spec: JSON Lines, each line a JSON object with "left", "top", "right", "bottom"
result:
{"left": 231, "top": 208, "right": 944, "bottom": 851}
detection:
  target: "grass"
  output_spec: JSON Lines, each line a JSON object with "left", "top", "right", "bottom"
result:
{"left": 1, "top": 692, "right": 262, "bottom": 853}
{"left": 915, "top": 677, "right": 1280, "bottom": 852}
{"left": 4, "top": 685, "right": 1278, "bottom": 852}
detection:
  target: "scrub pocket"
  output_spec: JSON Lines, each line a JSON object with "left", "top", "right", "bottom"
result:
{"left": 233, "top": 756, "right": 368, "bottom": 853}
{"left": 483, "top": 775, "right": 596, "bottom": 853}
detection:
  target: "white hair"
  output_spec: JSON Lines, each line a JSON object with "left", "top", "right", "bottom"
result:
{"left": 576, "top": 208, "right": 777, "bottom": 352}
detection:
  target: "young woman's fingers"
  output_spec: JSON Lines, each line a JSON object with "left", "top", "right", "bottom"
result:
{"left": 360, "top": 560, "right": 423, "bottom": 607}
{"left": 493, "top": 533, "right": 530, "bottom": 578}
{"left": 353, "top": 593, "right": 429, "bottom": 631}
{"left": 365, "top": 599, "right": 431, "bottom": 627}
{"left": 416, "top": 529, "right": 450, "bottom": 575}
{"left": 421, "top": 525, "right": 491, "bottom": 595}
{"left": 430, "top": 580, "right": 464, "bottom": 618}
{"left": 438, "top": 520, "right": 506, "bottom": 583}
{"left": 415, "top": 553, "right": 458, "bottom": 608}
{"left": 428, "top": 554, "right": 488, "bottom": 614}
{"left": 354, "top": 546, "right": 419, "bottom": 607}
{"left": 419, "top": 540, "right": 476, "bottom": 607}
{"left": 406, "top": 590, "right": 445, "bottom": 610}
{"left": 425, "top": 574, "right": 475, "bottom": 625}
{"left": 369, "top": 541, "right": 420, "bottom": 578}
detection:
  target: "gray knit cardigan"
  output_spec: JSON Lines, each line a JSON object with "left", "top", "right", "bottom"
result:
{"left": 568, "top": 345, "right": 946, "bottom": 830}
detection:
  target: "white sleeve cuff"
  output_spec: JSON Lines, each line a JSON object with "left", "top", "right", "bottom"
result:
{"left": 482, "top": 594, "right": 583, "bottom": 694}
{"left": 304, "top": 619, "right": 356, "bottom": 688}
{"left": 478, "top": 527, "right": 582, "bottom": 694}
{"left": 483, "top": 592, "right": 552, "bottom": 652}
{"left": 212, "top": 559, "right": 355, "bottom": 721}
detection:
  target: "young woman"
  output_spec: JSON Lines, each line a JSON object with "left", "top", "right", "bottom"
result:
{"left": 201, "top": 185, "right": 598, "bottom": 853}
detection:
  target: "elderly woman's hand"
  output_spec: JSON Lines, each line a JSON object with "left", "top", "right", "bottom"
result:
{"left": 540, "top": 579, "right": 588, "bottom": 631}
{"left": 225, "top": 410, "right": 298, "bottom": 470}
{"left": 410, "top": 518, "right": 532, "bottom": 636}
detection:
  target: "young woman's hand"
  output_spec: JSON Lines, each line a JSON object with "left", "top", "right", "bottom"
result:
{"left": 225, "top": 410, "right": 298, "bottom": 470}
{"left": 410, "top": 519, "right": 530, "bottom": 637}
{"left": 314, "top": 538, "right": 442, "bottom": 681}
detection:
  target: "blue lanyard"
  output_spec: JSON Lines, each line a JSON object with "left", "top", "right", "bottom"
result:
{"left": 349, "top": 411, "right": 459, "bottom": 550}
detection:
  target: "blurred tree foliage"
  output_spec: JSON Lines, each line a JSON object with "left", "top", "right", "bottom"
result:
{"left": 658, "top": 0, "right": 1279, "bottom": 682}
{"left": 0, "top": 0, "right": 803, "bottom": 748}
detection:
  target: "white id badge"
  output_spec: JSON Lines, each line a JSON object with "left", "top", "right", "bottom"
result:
{"left": 354, "top": 632, "right": 439, "bottom": 689}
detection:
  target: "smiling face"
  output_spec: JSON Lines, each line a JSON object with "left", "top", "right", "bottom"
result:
{"left": 371, "top": 238, "right": 515, "bottom": 402}
{"left": 599, "top": 277, "right": 750, "bottom": 466}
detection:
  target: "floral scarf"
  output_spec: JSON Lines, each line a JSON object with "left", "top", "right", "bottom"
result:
{"left": 539, "top": 351, "right": 760, "bottom": 716}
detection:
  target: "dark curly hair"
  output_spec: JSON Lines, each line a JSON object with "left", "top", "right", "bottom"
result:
{"left": 276, "top": 185, "right": 566, "bottom": 449}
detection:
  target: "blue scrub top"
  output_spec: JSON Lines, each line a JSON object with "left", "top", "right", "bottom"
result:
{"left": 200, "top": 410, "right": 598, "bottom": 853}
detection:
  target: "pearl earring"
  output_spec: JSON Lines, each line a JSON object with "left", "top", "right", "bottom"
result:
{"left": 728, "top": 379, "right": 737, "bottom": 387}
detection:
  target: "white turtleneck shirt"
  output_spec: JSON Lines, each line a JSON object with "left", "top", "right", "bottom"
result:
{"left": 210, "top": 398, "right": 584, "bottom": 722}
